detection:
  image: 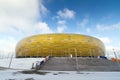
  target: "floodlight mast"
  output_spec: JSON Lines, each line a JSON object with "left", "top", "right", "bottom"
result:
{"left": 113, "top": 49, "right": 120, "bottom": 66}
{"left": 75, "top": 48, "right": 79, "bottom": 71}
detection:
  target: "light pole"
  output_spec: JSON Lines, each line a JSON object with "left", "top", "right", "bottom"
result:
{"left": 75, "top": 48, "right": 79, "bottom": 71}
{"left": 113, "top": 49, "right": 120, "bottom": 66}
{"left": 9, "top": 52, "right": 14, "bottom": 68}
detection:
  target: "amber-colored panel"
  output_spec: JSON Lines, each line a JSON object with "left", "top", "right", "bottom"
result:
{"left": 15, "top": 34, "right": 105, "bottom": 57}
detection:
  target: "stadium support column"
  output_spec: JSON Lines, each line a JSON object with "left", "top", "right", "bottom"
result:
{"left": 89, "top": 48, "right": 92, "bottom": 58}
{"left": 51, "top": 50, "right": 52, "bottom": 57}
{"left": 75, "top": 48, "right": 79, "bottom": 71}
{"left": 68, "top": 48, "right": 71, "bottom": 58}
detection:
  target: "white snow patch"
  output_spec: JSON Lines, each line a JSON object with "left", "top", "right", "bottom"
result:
{"left": 0, "top": 70, "right": 120, "bottom": 80}
{"left": 0, "top": 58, "right": 120, "bottom": 80}
{"left": 0, "top": 58, "right": 44, "bottom": 69}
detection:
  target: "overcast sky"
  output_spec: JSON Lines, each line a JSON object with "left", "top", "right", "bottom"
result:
{"left": 0, "top": 0, "right": 120, "bottom": 57}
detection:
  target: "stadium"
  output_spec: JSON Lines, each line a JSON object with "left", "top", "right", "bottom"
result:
{"left": 15, "top": 33, "right": 105, "bottom": 58}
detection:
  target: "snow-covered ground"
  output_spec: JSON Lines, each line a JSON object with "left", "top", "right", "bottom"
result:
{"left": 0, "top": 70, "right": 120, "bottom": 80}
{"left": 0, "top": 58, "right": 44, "bottom": 70}
{"left": 0, "top": 58, "right": 120, "bottom": 80}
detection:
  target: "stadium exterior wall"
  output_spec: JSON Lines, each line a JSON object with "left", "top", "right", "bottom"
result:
{"left": 15, "top": 34, "right": 105, "bottom": 58}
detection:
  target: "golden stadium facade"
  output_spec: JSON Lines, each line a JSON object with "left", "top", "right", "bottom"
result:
{"left": 15, "top": 34, "right": 105, "bottom": 58}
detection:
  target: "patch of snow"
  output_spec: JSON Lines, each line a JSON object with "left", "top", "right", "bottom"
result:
{"left": 0, "top": 58, "right": 120, "bottom": 80}
{"left": 0, "top": 70, "right": 120, "bottom": 80}
{"left": 0, "top": 58, "right": 44, "bottom": 69}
